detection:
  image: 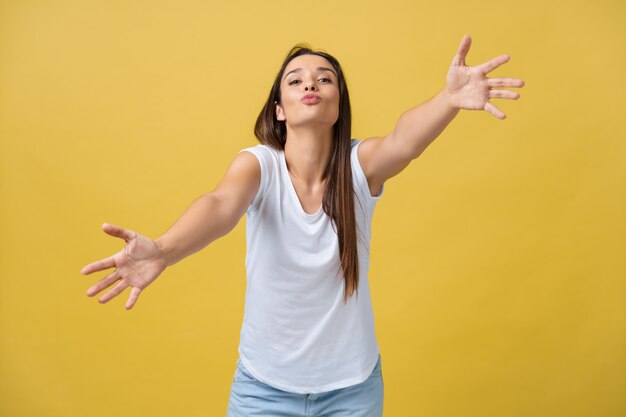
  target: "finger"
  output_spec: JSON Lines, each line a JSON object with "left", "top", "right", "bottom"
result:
{"left": 484, "top": 101, "right": 506, "bottom": 119}
{"left": 125, "top": 287, "right": 142, "bottom": 310}
{"left": 102, "top": 223, "right": 137, "bottom": 243}
{"left": 488, "top": 89, "right": 520, "bottom": 100}
{"left": 487, "top": 78, "right": 525, "bottom": 88}
{"left": 98, "top": 279, "right": 129, "bottom": 304}
{"left": 450, "top": 34, "right": 472, "bottom": 67}
{"left": 86, "top": 270, "right": 120, "bottom": 297}
{"left": 479, "top": 54, "right": 510, "bottom": 75}
{"left": 80, "top": 255, "right": 116, "bottom": 275}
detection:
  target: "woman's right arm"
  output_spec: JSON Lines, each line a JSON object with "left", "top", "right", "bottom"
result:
{"left": 155, "top": 150, "right": 261, "bottom": 266}
{"left": 80, "top": 150, "right": 260, "bottom": 309}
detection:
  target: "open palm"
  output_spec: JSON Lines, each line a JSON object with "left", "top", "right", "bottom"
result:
{"left": 446, "top": 34, "right": 525, "bottom": 119}
{"left": 80, "top": 223, "right": 167, "bottom": 309}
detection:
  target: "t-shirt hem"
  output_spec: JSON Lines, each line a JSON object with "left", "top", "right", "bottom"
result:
{"left": 239, "top": 349, "right": 381, "bottom": 394}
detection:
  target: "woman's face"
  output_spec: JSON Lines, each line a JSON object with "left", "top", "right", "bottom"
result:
{"left": 276, "top": 54, "right": 340, "bottom": 129}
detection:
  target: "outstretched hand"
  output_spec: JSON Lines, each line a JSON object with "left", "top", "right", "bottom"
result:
{"left": 80, "top": 223, "right": 167, "bottom": 310}
{"left": 446, "top": 34, "right": 525, "bottom": 119}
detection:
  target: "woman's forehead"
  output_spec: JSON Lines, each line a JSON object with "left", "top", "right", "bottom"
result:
{"left": 284, "top": 54, "right": 334, "bottom": 73}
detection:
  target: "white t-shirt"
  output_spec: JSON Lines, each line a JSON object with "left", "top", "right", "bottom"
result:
{"left": 236, "top": 138, "right": 384, "bottom": 394}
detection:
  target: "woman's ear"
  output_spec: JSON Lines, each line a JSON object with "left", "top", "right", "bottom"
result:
{"left": 275, "top": 101, "right": 285, "bottom": 121}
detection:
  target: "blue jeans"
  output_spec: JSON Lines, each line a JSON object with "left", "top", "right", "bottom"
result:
{"left": 226, "top": 354, "right": 384, "bottom": 417}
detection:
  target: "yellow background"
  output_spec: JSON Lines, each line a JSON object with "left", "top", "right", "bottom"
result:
{"left": 1, "top": 0, "right": 624, "bottom": 416}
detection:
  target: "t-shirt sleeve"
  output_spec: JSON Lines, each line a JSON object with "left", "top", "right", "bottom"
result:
{"left": 238, "top": 145, "right": 273, "bottom": 214}
{"left": 351, "top": 139, "right": 385, "bottom": 206}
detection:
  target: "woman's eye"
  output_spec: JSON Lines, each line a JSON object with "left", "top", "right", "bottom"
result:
{"left": 288, "top": 78, "right": 331, "bottom": 85}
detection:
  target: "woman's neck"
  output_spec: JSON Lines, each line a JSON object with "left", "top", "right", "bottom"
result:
{"left": 283, "top": 126, "right": 333, "bottom": 189}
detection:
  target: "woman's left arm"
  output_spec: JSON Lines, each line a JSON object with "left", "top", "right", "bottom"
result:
{"left": 359, "top": 34, "right": 525, "bottom": 193}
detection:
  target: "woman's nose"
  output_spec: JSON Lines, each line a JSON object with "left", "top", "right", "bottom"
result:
{"left": 304, "top": 81, "right": 316, "bottom": 91}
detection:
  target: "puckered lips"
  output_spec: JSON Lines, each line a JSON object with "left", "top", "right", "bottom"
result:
{"left": 301, "top": 94, "right": 320, "bottom": 104}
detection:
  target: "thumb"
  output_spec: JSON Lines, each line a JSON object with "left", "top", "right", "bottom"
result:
{"left": 102, "top": 223, "right": 137, "bottom": 243}
{"left": 451, "top": 34, "right": 471, "bottom": 67}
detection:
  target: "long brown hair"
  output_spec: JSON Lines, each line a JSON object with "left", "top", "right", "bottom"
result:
{"left": 254, "top": 44, "right": 360, "bottom": 304}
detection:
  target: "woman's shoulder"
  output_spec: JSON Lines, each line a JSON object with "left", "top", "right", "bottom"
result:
{"left": 240, "top": 142, "right": 280, "bottom": 157}
{"left": 238, "top": 143, "right": 281, "bottom": 173}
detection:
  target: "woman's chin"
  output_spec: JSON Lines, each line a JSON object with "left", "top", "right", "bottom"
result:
{"left": 286, "top": 114, "right": 339, "bottom": 128}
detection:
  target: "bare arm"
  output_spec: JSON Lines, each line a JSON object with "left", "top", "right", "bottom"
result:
{"left": 155, "top": 150, "right": 261, "bottom": 266}
{"left": 358, "top": 34, "right": 524, "bottom": 194}
{"left": 356, "top": 90, "right": 459, "bottom": 195}
{"left": 81, "top": 150, "right": 261, "bottom": 309}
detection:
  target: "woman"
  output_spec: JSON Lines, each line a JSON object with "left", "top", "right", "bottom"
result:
{"left": 80, "top": 35, "right": 524, "bottom": 416}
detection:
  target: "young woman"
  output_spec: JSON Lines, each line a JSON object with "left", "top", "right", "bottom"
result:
{"left": 80, "top": 34, "right": 524, "bottom": 416}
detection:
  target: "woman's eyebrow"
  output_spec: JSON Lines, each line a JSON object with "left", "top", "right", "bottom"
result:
{"left": 283, "top": 67, "right": 337, "bottom": 81}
